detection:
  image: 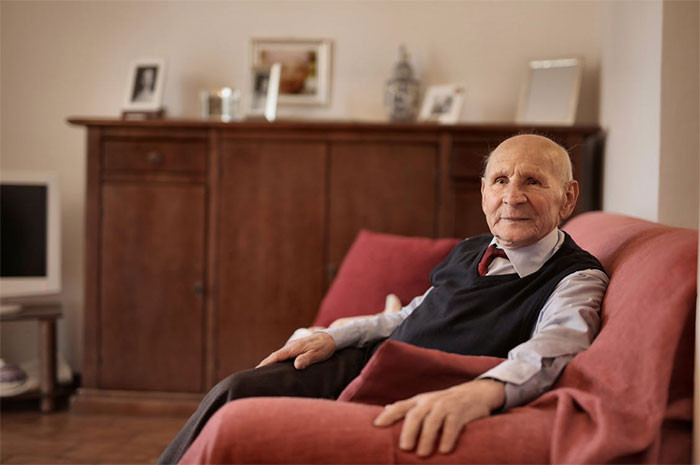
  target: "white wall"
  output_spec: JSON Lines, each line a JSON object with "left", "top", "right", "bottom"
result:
{"left": 658, "top": 0, "right": 699, "bottom": 229}
{"left": 0, "top": 1, "right": 603, "bottom": 373}
{"left": 600, "top": 0, "right": 699, "bottom": 229}
{"left": 599, "top": 0, "right": 663, "bottom": 223}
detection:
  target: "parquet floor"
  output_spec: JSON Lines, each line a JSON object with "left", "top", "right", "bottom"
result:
{"left": 1, "top": 406, "right": 189, "bottom": 464}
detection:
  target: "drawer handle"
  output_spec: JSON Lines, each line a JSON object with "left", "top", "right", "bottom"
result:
{"left": 147, "top": 151, "right": 164, "bottom": 164}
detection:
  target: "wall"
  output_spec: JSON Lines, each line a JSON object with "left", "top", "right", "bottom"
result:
{"left": 658, "top": 0, "right": 699, "bottom": 229}
{"left": 600, "top": 0, "right": 700, "bottom": 229}
{"left": 0, "top": 1, "right": 602, "bottom": 372}
{"left": 599, "top": 0, "right": 663, "bottom": 223}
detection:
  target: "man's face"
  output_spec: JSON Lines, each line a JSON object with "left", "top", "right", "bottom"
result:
{"left": 481, "top": 136, "right": 578, "bottom": 249}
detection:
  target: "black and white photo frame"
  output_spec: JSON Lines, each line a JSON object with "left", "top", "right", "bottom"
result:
{"left": 249, "top": 63, "right": 281, "bottom": 121}
{"left": 123, "top": 58, "right": 166, "bottom": 112}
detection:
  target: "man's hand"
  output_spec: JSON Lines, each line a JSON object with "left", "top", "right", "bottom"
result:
{"left": 256, "top": 332, "right": 336, "bottom": 370}
{"left": 373, "top": 379, "right": 505, "bottom": 457}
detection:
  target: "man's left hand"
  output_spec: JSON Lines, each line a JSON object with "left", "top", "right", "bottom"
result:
{"left": 373, "top": 379, "right": 505, "bottom": 457}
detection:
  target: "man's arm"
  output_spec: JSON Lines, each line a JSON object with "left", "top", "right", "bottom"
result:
{"left": 321, "top": 287, "right": 432, "bottom": 349}
{"left": 374, "top": 268, "right": 608, "bottom": 455}
{"left": 258, "top": 288, "right": 432, "bottom": 369}
{"left": 478, "top": 268, "right": 609, "bottom": 408}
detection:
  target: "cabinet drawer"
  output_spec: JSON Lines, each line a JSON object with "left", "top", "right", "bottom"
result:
{"left": 103, "top": 140, "right": 207, "bottom": 172}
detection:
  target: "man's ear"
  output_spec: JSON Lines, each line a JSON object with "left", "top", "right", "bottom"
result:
{"left": 559, "top": 180, "right": 579, "bottom": 220}
{"left": 480, "top": 177, "right": 486, "bottom": 208}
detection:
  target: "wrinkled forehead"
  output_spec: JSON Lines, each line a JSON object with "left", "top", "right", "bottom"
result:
{"left": 484, "top": 137, "right": 566, "bottom": 179}
{"left": 484, "top": 153, "right": 550, "bottom": 179}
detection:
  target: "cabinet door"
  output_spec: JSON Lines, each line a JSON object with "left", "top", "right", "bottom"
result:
{"left": 449, "top": 140, "right": 495, "bottom": 238}
{"left": 216, "top": 140, "right": 326, "bottom": 378}
{"left": 328, "top": 142, "right": 438, "bottom": 275}
{"left": 99, "top": 183, "right": 205, "bottom": 392}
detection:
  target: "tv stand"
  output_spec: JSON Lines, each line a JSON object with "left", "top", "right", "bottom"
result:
{"left": 0, "top": 304, "right": 62, "bottom": 412}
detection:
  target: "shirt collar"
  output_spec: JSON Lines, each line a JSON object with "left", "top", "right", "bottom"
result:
{"left": 488, "top": 228, "right": 563, "bottom": 278}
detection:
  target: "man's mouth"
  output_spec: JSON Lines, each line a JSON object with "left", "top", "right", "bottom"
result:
{"left": 501, "top": 217, "right": 530, "bottom": 222}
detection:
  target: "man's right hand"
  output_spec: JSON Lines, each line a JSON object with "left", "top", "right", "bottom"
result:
{"left": 256, "top": 332, "right": 336, "bottom": 370}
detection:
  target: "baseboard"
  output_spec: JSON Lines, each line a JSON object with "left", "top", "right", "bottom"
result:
{"left": 71, "top": 388, "right": 202, "bottom": 416}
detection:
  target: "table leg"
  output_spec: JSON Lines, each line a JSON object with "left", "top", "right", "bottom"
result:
{"left": 39, "top": 318, "right": 57, "bottom": 412}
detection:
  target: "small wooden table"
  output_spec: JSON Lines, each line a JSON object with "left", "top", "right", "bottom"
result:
{"left": 1, "top": 304, "right": 62, "bottom": 412}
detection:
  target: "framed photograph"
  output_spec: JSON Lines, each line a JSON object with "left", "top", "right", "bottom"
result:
{"left": 251, "top": 38, "right": 332, "bottom": 106}
{"left": 123, "top": 58, "right": 166, "bottom": 112}
{"left": 249, "top": 63, "right": 282, "bottom": 121}
{"left": 516, "top": 57, "right": 582, "bottom": 125}
{"left": 418, "top": 84, "right": 465, "bottom": 124}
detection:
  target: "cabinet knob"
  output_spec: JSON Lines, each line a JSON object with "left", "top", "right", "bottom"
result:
{"left": 147, "top": 151, "right": 163, "bottom": 164}
{"left": 193, "top": 282, "right": 204, "bottom": 296}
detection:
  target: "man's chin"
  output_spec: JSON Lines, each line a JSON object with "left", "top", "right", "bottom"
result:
{"left": 493, "top": 229, "right": 539, "bottom": 249}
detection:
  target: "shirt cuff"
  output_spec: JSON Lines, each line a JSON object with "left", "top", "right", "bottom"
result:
{"left": 319, "top": 327, "right": 354, "bottom": 350}
{"left": 478, "top": 355, "right": 574, "bottom": 410}
{"left": 477, "top": 359, "right": 541, "bottom": 385}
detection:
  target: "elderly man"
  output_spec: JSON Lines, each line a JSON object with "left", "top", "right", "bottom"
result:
{"left": 158, "top": 134, "right": 608, "bottom": 464}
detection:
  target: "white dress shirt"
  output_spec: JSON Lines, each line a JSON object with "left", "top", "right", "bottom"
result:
{"left": 322, "top": 229, "right": 609, "bottom": 409}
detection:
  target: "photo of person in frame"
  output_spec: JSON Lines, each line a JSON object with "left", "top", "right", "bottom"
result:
{"left": 131, "top": 66, "right": 158, "bottom": 103}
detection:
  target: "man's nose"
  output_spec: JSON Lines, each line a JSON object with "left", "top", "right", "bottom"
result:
{"left": 503, "top": 184, "right": 527, "bottom": 205}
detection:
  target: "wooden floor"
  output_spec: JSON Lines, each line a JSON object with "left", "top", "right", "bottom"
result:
{"left": 1, "top": 403, "right": 189, "bottom": 464}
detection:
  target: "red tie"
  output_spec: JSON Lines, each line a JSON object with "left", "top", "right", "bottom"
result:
{"left": 478, "top": 244, "right": 509, "bottom": 276}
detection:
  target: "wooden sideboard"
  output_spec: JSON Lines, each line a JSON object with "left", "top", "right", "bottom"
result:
{"left": 68, "top": 118, "right": 602, "bottom": 414}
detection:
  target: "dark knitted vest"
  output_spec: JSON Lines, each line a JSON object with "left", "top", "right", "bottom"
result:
{"left": 388, "top": 232, "right": 605, "bottom": 358}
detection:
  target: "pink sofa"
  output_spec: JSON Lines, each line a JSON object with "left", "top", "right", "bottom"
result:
{"left": 181, "top": 212, "right": 697, "bottom": 464}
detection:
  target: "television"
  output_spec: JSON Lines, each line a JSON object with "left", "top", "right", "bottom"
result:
{"left": 0, "top": 172, "right": 61, "bottom": 311}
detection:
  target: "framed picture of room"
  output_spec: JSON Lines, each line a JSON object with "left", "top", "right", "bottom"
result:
{"left": 251, "top": 38, "right": 332, "bottom": 106}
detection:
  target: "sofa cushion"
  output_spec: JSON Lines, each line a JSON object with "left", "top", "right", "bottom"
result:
{"left": 338, "top": 340, "right": 503, "bottom": 405}
{"left": 313, "top": 230, "right": 460, "bottom": 327}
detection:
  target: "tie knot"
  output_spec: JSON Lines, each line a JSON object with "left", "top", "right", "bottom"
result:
{"left": 478, "top": 244, "right": 509, "bottom": 276}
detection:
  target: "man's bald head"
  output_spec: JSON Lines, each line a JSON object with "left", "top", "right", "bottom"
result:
{"left": 483, "top": 134, "right": 573, "bottom": 188}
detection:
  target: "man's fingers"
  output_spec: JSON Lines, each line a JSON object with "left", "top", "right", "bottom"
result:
{"left": 294, "top": 352, "right": 313, "bottom": 370}
{"left": 399, "top": 401, "right": 432, "bottom": 452}
{"left": 415, "top": 408, "right": 446, "bottom": 457}
{"left": 256, "top": 344, "right": 296, "bottom": 368}
{"left": 373, "top": 399, "right": 415, "bottom": 427}
{"left": 438, "top": 414, "right": 462, "bottom": 454}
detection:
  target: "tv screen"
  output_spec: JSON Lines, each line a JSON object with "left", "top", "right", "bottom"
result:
{"left": 0, "top": 172, "right": 60, "bottom": 300}
{"left": 1, "top": 184, "right": 48, "bottom": 278}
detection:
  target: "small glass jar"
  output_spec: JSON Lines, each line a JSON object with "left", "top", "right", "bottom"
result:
{"left": 201, "top": 87, "right": 241, "bottom": 122}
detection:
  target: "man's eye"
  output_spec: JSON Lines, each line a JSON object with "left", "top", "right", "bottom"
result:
{"left": 527, "top": 179, "right": 540, "bottom": 185}
{"left": 495, "top": 178, "right": 507, "bottom": 184}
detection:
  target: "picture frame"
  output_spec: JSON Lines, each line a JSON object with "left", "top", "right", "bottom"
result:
{"left": 251, "top": 38, "right": 332, "bottom": 106}
{"left": 123, "top": 58, "right": 166, "bottom": 112}
{"left": 516, "top": 57, "right": 582, "bottom": 125}
{"left": 418, "top": 84, "right": 466, "bottom": 124}
{"left": 249, "top": 63, "right": 282, "bottom": 121}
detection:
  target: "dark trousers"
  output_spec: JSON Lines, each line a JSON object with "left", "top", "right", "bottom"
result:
{"left": 157, "top": 346, "right": 375, "bottom": 464}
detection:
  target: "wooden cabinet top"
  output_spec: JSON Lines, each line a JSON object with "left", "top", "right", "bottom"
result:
{"left": 67, "top": 117, "right": 600, "bottom": 136}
